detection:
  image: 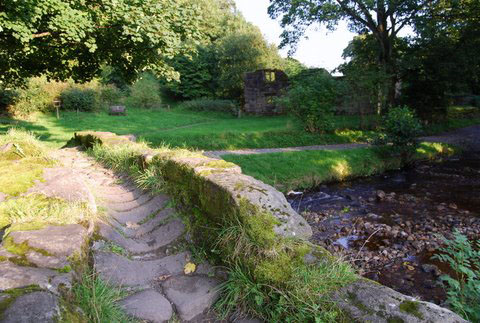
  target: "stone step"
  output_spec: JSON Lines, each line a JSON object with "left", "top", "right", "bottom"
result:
{"left": 107, "top": 193, "right": 154, "bottom": 212}
{"left": 113, "top": 207, "right": 176, "bottom": 238}
{"left": 99, "top": 189, "right": 147, "bottom": 203}
{"left": 119, "top": 289, "right": 173, "bottom": 323}
{"left": 97, "top": 185, "right": 139, "bottom": 197}
{"left": 0, "top": 261, "right": 71, "bottom": 293}
{"left": 0, "top": 291, "right": 60, "bottom": 323}
{"left": 94, "top": 251, "right": 189, "bottom": 287}
{"left": 162, "top": 276, "right": 220, "bottom": 322}
{"left": 110, "top": 195, "right": 170, "bottom": 225}
{"left": 97, "top": 219, "right": 185, "bottom": 254}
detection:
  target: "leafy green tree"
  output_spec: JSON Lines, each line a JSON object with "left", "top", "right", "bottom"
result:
{"left": 215, "top": 30, "right": 283, "bottom": 99}
{"left": 268, "top": 0, "right": 428, "bottom": 112}
{"left": 280, "top": 69, "right": 340, "bottom": 133}
{"left": 401, "top": 0, "right": 480, "bottom": 116}
{"left": 0, "top": 0, "right": 202, "bottom": 86}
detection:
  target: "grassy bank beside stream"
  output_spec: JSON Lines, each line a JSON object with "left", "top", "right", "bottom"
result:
{"left": 223, "top": 142, "right": 458, "bottom": 192}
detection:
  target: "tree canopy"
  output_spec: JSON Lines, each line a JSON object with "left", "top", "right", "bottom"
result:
{"left": 0, "top": 0, "right": 202, "bottom": 86}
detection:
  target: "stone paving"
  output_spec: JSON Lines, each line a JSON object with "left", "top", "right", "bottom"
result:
{"left": 0, "top": 148, "right": 221, "bottom": 322}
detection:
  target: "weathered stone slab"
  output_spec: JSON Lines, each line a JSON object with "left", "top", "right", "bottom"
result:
{"left": 334, "top": 280, "right": 467, "bottom": 323}
{"left": 28, "top": 167, "right": 97, "bottom": 212}
{"left": 99, "top": 189, "right": 146, "bottom": 203}
{"left": 0, "top": 261, "right": 62, "bottom": 291}
{"left": 1, "top": 291, "right": 60, "bottom": 323}
{"left": 162, "top": 276, "right": 220, "bottom": 321}
{"left": 9, "top": 224, "right": 87, "bottom": 258}
{"left": 107, "top": 193, "right": 154, "bottom": 212}
{"left": 110, "top": 195, "right": 170, "bottom": 225}
{"left": 97, "top": 219, "right": 184, "bottom": 254}
{"left": 123, "top": 207, "right": 176, "bottom": 238}
{"left": 94, "top": 251, "right": 188, "bottom": 287}
{"left": 25, "top": 251, "right": 68, "bottom": 269}
{"left": 119, "top": 289, "right": 172, "bottom": 322}
{"left": 0, "top": 192, "right": 7, "bottom": 203}
{"left": 206, "top": 172, "right": 312, "bottom": 239}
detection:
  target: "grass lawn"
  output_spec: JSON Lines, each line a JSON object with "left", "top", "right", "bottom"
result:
{"left": 0, "top": 108, "right": 378, "bottom": 150}
{"left": 0, "top": 106, "right": 478, "bottom": 151}
{"left": 223, "top": 142, "right": 457, "bottom": 192}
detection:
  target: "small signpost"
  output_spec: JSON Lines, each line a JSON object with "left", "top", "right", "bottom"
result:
{"left": 53, "top": 99, "right": 61, "bottom": 119}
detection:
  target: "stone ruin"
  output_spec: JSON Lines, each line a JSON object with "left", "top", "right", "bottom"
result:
{"left": 244, "top": 69, "right": 288, "bottom": 115}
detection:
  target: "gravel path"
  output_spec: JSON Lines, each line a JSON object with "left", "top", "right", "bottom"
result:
{"left": 205, "top": 124, "right": 480, "bottom": 159}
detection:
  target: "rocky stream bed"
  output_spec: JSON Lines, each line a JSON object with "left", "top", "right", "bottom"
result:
{"left": 288, "top": 151, "right": 480, "bottom": 306}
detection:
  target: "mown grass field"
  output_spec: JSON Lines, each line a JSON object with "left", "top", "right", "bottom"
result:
{"left": 1, "top": 106, "right": 478, "bottom": 151}
{"left": 223, "top": 142, "right": 458, "bottom": 192}
{"left": 0, "top": 108, "right": 379, "bottom": 150}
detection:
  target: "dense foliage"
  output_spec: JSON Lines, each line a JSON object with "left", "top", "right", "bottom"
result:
{"left": 279, "top": 69, "right": 339, "bottom": 133}
{"left": 61, "top": 88, "right": 97, "bottom": 112}
{"left": 125, "top": 73, "right": 162, "bottom": 109}
{"left": 164, "top": 0, "right": 284, "bottom": 101}
{"left": 433, "top": 230, "right": 480, "bottom": 322}
{"left": 179, "top": 98, "right": 238, "bottom": 114}
{"left": 0, "top": 0, "right": 202, "bottom": 86}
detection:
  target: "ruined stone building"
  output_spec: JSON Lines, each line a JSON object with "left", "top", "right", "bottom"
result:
{"left": 244, "top": 69, "right": 288, "bottom": 115}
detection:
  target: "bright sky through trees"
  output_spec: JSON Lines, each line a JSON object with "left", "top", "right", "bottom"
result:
{"left": 234, "top": 0, "right": 356, "bottom": 72}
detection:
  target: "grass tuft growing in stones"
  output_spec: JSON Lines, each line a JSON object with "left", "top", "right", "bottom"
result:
{"left": 0, "top": 129, "right": 56, "bottom": 197}
{"left": 0, "top": 194, "right": 95, "bottom": 232}
{"left": 71, "top": 270, "right": 133, "bottom": 323}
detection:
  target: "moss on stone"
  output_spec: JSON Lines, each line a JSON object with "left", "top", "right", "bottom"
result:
{"left": 399, "top": 300, "right": 423, "bottom": 319}
{"left": 387, "top": 316, "right": 405, "bottom": 323}
{"left": 0, "top": 285, "right": 43, "bottom": 318}
{"left": 204, "top": 160, "right": 237, "bottom": 169}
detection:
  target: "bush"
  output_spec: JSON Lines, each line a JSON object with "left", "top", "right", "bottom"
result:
{"left": 5, "top": 77, "right": 69, "bottom": 116}
{"left": 381, "top": 106, "right": 422, "bottom": 147}
{"left": 125, "top": 72, "right": 162, "bottom": 109}
{"left": 432, "top": 230, "right": 480, "bottom": 322}
{"left": 61, "top": 87, "right": 98, "bottom": 112}
{"left": 98, "top": 84, "right": 124, "bottom": 108}
{"left": 279, "top": 69, "right": 339, "bottom": 133}
{"left": 179, "top": 98, "right": 238, "bottom": 114}
{"left": 0, "top": 88, "right": 18, "bottom": 113}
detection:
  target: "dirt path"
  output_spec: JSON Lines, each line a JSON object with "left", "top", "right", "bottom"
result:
{"left": 14, "top": 148, "right": 220, "bottom": 322}
{"left": 204, "top": 125, "right": 480, "bottom": 159}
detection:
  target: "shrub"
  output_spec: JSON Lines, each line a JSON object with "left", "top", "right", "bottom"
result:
{"left": 0, "top": 88, "right": 18, "bottom": 113}
{"left": 432, "top": 230, "right": 480, "bottom": 322}
{"left": 5, "top": 77, "right": 69, "bottom": 116}
{"left": 179, "top": 98, "right": 238, "bottom": 114}
{"left": 61, "top": 87, "right": 98, "bottom": 112}
{"left": 98, "top": 84, "right": 124, "bottom": 108}
{"left": 125, "top": 72, "right": 162, "bottom": 109}
{"left": 279, "top": 69, "right": 339, "bottom": 133}
{"left": 382, "top": 106, "right": 422, "bottom": 147}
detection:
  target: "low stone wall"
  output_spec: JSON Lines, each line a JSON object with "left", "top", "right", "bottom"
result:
{"left": 71, "top": 131, "right": 467, "bottom": 322}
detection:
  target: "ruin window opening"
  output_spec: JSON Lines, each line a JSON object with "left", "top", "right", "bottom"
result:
{"left": 265, "top": 71, "right": 276, "bottom": 83}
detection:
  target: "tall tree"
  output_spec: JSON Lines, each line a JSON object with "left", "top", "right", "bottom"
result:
{"left": 0, "top": 0, "right": 202, "bottom": 86}
{"left": 268, "top": 0, "right": 427, "bottom": 112}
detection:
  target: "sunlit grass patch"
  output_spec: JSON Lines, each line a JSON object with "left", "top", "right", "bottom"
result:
{"left": 223, "top": 142, "right": 457, "bottom": 192}
{"left": 0, "top": 194, "right": 94, "bottom": 231}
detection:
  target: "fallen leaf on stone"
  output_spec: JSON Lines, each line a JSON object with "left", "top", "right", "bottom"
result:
{"left": 184, "top": 262, "right": 196, "bottom": 275}
{"left": 125, "top": 222, "right": 139, "bottom": 229}
{"left": 155, "top": 274, "right": 171, "bottom": 281}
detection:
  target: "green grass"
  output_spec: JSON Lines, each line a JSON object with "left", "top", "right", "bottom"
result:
{"left": 71, "top": 271, "right": 133, "bottom": 323}
{"left": 1, "top": 107, "right": 478, "bottom": 151}
{"left": 0, "top": 108, "right": 378, "bottom": 150}
{"left": 223, "top": 142, "right": 457, "bottom": 192}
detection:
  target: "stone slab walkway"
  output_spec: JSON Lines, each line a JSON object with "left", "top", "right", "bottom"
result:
{"left": 204, "top": 124, "right": 480, "bottom": 159}
{"left": 56, "top": 148, "right": 222, "bottom": 322}
{"left": 0, "top": 147, "right": 222, "bottom": 323}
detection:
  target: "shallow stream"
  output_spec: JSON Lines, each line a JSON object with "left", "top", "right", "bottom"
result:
{"left": 288, "top": 152, "right": 480, "bottom": 304}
